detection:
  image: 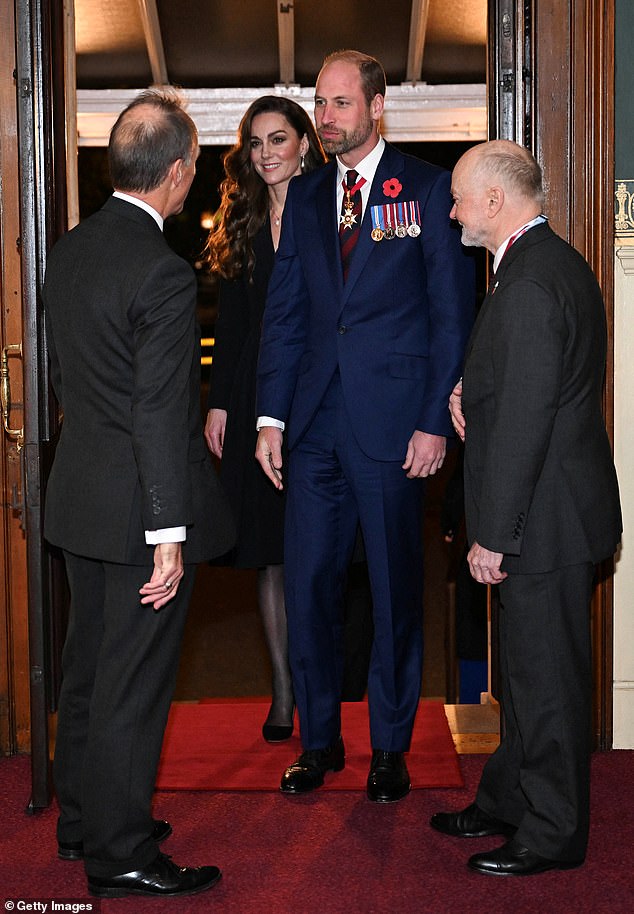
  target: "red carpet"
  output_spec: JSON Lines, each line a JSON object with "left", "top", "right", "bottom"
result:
{"left": 2, "top": 752, "right": 633, "bottom": 913}
{"left": 156, "top": 699, "right": 463, "bottom": 790}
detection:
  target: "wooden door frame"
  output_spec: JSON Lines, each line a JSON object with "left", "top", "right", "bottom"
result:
{"left": 12, "top": 0, "right": 53, "bottom": 805}
{"left": 488, "top": 0, "right": 615, "bottom": 748}
{"left": 1, "top": 0, "right": 30, "bottom": 760}
{"left": 0, "top": 0, "right": 65, "bottom": 807}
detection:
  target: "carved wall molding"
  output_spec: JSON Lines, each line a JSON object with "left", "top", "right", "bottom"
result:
{"left": 615, "top": 179, "right": 634, "bottom": 237}
{"left": 616, "top": 245, "right": 634, "bottom": 274}
{"left": 76, "top": 84, "right": 487, "bottom": 146}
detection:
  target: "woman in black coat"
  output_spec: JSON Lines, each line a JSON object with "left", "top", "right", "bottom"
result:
{"left": 205, "top": 96, "right": 326, "bottom": 741}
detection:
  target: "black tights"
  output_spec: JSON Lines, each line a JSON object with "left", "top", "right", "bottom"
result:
{"left": 257, "top": 564, "right": 294, "bottom": 725}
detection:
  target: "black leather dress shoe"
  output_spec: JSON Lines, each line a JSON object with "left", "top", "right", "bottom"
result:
{"left": 58, "top": 819, "right": 172, "bottom": 861}
{"left": 280, "top": 736, "right": 345, "bottom": 793}
{"left": 87, "top": 852, "right": 221, "bottom": 897}
{"left": 366, "top": 750, "right": 410, "bottom": 803}
{"left": 430, "top": 802, "right": 516, "bottom": 838}
{"left": 468, "top": 838, "right": 584, "bottom": 877}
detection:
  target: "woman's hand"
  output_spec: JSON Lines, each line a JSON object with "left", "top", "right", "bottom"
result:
{"left": 205, "top": 408, "right": 227, "bottom": 458}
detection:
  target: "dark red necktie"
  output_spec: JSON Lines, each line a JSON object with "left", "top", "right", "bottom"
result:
{"left": 339, "top": 169, "right": 365, "bottom": 282}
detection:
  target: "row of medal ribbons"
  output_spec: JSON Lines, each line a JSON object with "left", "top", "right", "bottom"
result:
{"left": 370, "top": 200, "right": 421, "bottom": 241}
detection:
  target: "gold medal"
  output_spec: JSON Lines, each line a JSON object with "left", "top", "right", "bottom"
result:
{"left": 371, "top": 227, "right": 384, "bottom": 242}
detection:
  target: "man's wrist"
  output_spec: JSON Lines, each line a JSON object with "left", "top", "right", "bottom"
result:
{"left": 145, "top": 525, "right": 186, "bottom": 545}
{"left": 256, "top": 416, "right": 285, "bottom": 431}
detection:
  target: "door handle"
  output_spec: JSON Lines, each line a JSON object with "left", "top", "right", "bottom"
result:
{"left": 1, "top": 342, "right": 24, "bottom": 450}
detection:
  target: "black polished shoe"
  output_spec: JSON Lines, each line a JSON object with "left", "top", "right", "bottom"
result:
{"left": 280, "top": 736, "right": 345, "bottom": 793}
{"left": 468, "top": 838, "right": 584, "bottom": 877}
{"left": 58, "top": 819, "right": 172, "bottom": 861}
{"left": 87, "top": 852, "right": 221, "bottom": 898}
{"left": 366, "top": 750, "right": 411, "bottom": 803}
{"left": 431, "top": 802, "right": 516, "bottom": 838}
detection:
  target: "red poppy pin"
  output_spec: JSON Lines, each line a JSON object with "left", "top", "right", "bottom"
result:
{"left": 383, "top": 178, "right": 402, "bottom": 198}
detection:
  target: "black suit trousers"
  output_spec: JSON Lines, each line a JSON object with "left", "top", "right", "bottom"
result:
{"left": 53, "top": 551, "right": 196, "bottom": 878}
{"left": 476, "top": 562, "right": 594, "bottom": 862}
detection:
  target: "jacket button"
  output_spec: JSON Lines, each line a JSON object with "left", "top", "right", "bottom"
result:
{"left": 338, "top": 325, "right": 347, "bottom": 334}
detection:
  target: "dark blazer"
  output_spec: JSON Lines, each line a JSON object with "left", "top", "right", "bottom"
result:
{"left": 462, "top": 222, "right": 621, "bottom": 573}
{"left": 43, "top": 195, "right": 234, "bottom": 565}
{"left": 256, "top": 142, "right": 475, "bottom": 458}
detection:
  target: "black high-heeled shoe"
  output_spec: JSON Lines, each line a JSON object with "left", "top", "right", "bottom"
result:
{"left": 262, "top": 705, "right": 295, "bottom": 743}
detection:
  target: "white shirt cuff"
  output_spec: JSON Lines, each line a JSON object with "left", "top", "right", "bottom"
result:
{"left": 256, "top": 416, "right": 285, "bottom": 431}
{"left": 145, "top": 526, "right": 187, "bottom": 545}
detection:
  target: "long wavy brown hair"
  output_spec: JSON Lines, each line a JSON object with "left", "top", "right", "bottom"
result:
{"left": 205, "top": 95, "right": 325, "bottom": 281}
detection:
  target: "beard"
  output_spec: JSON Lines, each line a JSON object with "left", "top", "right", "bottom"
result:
{"left": 459, "top": 225, "right": 486, "bottom": 248}
{"left": 318, "top": 112, "right": 374, "bottom": 156}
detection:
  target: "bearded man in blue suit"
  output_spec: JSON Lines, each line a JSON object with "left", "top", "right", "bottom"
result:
{"left": 256, "top": 50, "right": 475, "bottom": 802}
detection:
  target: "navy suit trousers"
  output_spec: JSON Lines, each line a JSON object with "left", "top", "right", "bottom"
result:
{"left": 284, "top": 374, "right": 424, "bottom": 752}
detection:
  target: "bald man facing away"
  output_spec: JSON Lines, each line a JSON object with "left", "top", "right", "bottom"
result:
{"left": 44, "top": 90, "right": 234, "bottom": 898}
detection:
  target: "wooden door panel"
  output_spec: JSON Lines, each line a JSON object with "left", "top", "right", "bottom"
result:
{"left": 1, "top": 0, "right": 31, "bottom": 757}
{"left": 488, "top": 0, "right": 615, "bottom": 748}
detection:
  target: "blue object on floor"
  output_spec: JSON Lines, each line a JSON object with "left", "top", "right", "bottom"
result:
{"left": 459, "top": 659, "right": 488, "bottom": 703}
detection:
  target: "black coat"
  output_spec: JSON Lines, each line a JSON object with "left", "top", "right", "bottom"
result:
{"left": 43, "top": 195, "right": 235, "bottom": 565}
{"left": 208, "top": 220, "right": 285, "bottom": 567}
{"left": 462, "top": 222, "right": 621, "bottom": 573}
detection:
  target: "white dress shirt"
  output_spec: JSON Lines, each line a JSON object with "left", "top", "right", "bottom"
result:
{"left": 335, "top": 136, "right": 385, "bottom": 224}
{"left": 257, "top": 138, "right": 386, "bottom": 432}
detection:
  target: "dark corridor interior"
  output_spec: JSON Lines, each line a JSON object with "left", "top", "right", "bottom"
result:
{"left": 174, "top": 445, "right": 463, "bottom": 703}
{"left": 75, "top": 142, "right": 488, "bottom": 707}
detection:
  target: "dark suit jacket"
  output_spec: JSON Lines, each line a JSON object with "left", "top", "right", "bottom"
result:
{"left": 256, "top": 142, "right": 475, "bottom": 459}
{"left": 462, "top": 222, "right": 621, "bottom": 574}
{"left": 43, "top": 195, "right": 234, "bottom": 565}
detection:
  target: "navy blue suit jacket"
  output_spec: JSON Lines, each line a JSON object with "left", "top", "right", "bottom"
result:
{"left": 257, "top": 142, "right": 475, "bottom": 460}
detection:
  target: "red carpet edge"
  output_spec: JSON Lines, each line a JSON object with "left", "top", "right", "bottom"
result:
{"left": 156, "top": 698, "right": 463, "bottom": 791}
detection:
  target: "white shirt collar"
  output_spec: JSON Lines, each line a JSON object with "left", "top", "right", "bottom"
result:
{"left": 493, "top": 214, "right": 547, "bottom": 273}
{"left": 336, "top": 136, "right": 385, "bottom": 186}
{"left": 113, "top": 191, "right": 164, "bottom": 231}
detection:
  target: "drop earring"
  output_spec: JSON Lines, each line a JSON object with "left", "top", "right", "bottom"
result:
{"left": 300, "top": 153, "right": 305, "bottom": 171}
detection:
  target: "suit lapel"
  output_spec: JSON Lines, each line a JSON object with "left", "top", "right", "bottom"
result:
{"left": 316, "top": 163, "right": 345, "bottom": 297}
{"left": 465, "top": 222, "right": 553, "bottom": 360}
{"left": 494, "top": 221, "right": 552, "bottom": 285}
{"left": 341, "top": 144, "right": 405, "bottom": 300}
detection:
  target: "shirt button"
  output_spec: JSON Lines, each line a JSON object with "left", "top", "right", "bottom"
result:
{"left": 338, "top": 325, "right": 347, "bottom": 334}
